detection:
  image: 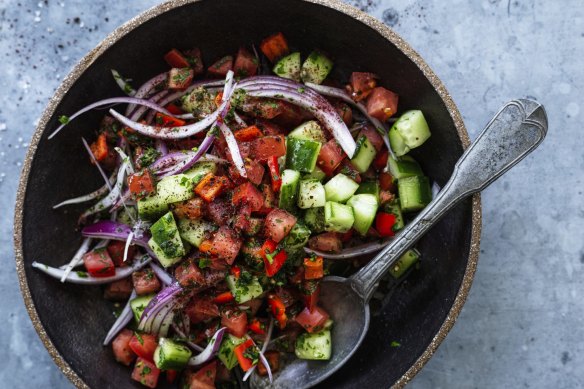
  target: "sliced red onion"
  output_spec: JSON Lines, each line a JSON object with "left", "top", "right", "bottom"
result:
{"left": 32, "top": 254, "right": 152, "bottom": 284}
{"left": 52, "top": 167, "right": 117, "bottom": 209}
{"left": 172, "top": 321, "right": 204, "bottom": 353}
{"left": 233, "top": 112, "right": 247, "bottom": 128}
{"left": 138, "top": 283, "right": 183, "bottom": 336}
{"left": 187, "top": 327, "right": 227, "bottom": 366}
{"left": 103, "top": 290, "right": 137, "bottom": 345}
{"left": 81, "top": 220, "right": 151, "bottom": 252}
{"left": 154, "top": 79, "right": 226, "bottom": 110}
{"left": 304, "top": 238, "right": 394, "bottom": 259}
{"left": 130, "top": 90, "right": 170, "bottom": 121}
{"left": 304, "top": 82, "right": 396, "bottom": 159}
{"left": 219, "top": 122, "right": 246, "bottom": 177}
{"left": 150, "top": 263, "right": 173, "bottom": 286}
{"left": 49, "top": 97, "right": 178, "bottom": 139}
{"left": 111, "top": 69, "right": 136, "bottom": 96}
{"left": 59, "top": 237, "right": 93, "bottom": 282}
{"left": 156, "top": 135, "right": 216, "bottom": 178}
{"left": 126, "top": 71, "right": 168, "bottom": 115}
{"left": 155, "top": 140, "right": 168, "bottom": 156}
{"left": 110, "top": 189, "right": 132, "bottom": 213}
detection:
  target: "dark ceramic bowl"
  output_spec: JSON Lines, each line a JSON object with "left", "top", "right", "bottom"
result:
{"left": 14, "top": 0, "right": 481, "bottom": 388}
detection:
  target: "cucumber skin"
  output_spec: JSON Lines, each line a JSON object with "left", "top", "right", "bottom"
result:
{"left": 130, "top": 294, "right": 155, "bottom": 323}
{"left": 383, "top": 200, "right": 405, "bottom": 231}
{"left": 355, "top": 180, "right": 380, "bottom": 202}
{"left": 288, "top": 121, "right": 327, "bottom": 143}
{"left": 156, "top": 174, "right": 194, "bottom": 204}
{"left": 273, "top": 52, "right": 302, "bottom": 82}
{"left": 389, "top": 126, "right": 410, "bottom": 157}
{"left": 279, "top": 169, "right": 301, "bottom": 211}
{"left": 304, "top": 207, "right": 326, "bottom": 233}
{"left": 389, "top": 249, "right": 420, "bottom": 279}
{"left": 177, "top": 218, "right": 207, "bottom": 247}
{"left": 347, "top": 194, "right": 379, "bottom": 236}
{"left": 324, "top": 173, "right": 359, "bottom": 203}
{"left": 137, "top": 195, "right": 169, "bottom": 221}
{"left": 154, "top": 338, "right": 192, "bottom": 370}
{"left": 150, "top": 212, "right": 185, "bottom": 258}
{"left": 350, "top": 136, "right": 377, "bottom": 173}
{"left": 295, "top": 330, "right": 332, "bottom": 360}
{"left": 324, "top": 201, "right": 355, "bottom": 233}
{"left": 286, "top": 137, "right": 322, "bottom": 173}
{"left": 283, "top": 222, "right": 312, "bottom": 249}
{"left": 226, "top": 275, "right": 263, "bottom": 304}
{"left": 183, "top": 162, "right": 217, "bottom": 185}
{"left": 148, "top": 238, "right": 183, "bottom": 268}
{"left": 398, "top": 175, "right": 432, "bottom": 212}
{"left": 387, "top": 155, "right": 423, "bottom": 179}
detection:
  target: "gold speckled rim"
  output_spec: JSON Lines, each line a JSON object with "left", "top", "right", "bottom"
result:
{"left": 13, "top": 0, "right": 481, "bottom": 388}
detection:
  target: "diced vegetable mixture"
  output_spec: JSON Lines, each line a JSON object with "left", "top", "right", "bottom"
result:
{"left": 36, "top": 32, "right": 433, "bottom": 388}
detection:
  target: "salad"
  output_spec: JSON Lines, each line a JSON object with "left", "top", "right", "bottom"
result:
{"left": 35, "top": 31, "right": 433, "bottom": 388}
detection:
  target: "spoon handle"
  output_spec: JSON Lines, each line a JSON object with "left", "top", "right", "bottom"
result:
{"left": 350, "top": 99, "right": 548, "bottom": 301}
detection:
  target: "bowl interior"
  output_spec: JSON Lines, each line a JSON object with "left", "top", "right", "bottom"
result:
{"left": 19, "top": 1, "right": 475, "bottom": 388}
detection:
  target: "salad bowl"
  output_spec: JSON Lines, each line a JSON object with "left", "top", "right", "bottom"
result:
{"left": 14, "top": 0, "right": 480, "bottom": 388}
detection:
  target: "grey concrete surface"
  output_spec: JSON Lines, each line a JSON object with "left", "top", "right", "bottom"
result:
{"left": 0, "top": 0, "right": 582, "bottom": 388}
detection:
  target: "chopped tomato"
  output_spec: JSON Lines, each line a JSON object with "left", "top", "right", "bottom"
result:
{"left": 359, "top": 125, "right": 385, "bottom": 152}
{"left": 260, "top": 32, "right": 289, "bottom": 62}
{"left": 251, "top": 135, "right": 287, "bottom": 161}
{"left": 232, "top": 182, "right": 264, "bottom": 212}
{"left": 172, "top": 197, "right": 204, "bottom": 220}
{"left": 83, "top": 248, "right": 115, "bottom": 277}
{"left": 174, "top": 260, "right": 205, "bottom": 288}
{"left": 164, "top": 48, "right": 190, "bottom": 68}
{"left": 267, "top": 294, "right": 288, "bottom": 329}
{"left": 255, "top": 119, "right": 285, "bottom": 136}
{"left": 185, "top": 296, "right": 220, "bottom": 324}
{"left": 234, "top": 125, "right": 263, "bottom": 142}
{"left": 90, "top": 133, "right": 109, "bottom": 162}
{"left": 272, "top": 101, "right": 304, "bottom": 128}
{"left": 264, "top": 208, "right": 297, "bottom": 243}
{"left": 380, "top": 190, "right": 395, "bottom": 205}
{"left": 267, "top": 156, "right": 282, "bottom": 192}
{"left": 234, "top": 339, "right": 258, "bottom": 372}
{"left": 248, "top": 318, "right": 267, "bottom": 335}
{"left": 245, "top": 159, "right": 265, "bottom": 185}
{"left": 340, "top": 229, "right": 354, "bottom": 243}
{"left": 208, "top": 55, "right": 234, "bottom": 78}
{"left": 132, "top": 269, "right": 161, "bottom": 296}
{"left": 379, "top": 171, "right": 396, "bottom": 192}
{"left": 376, "top": 212, "right": 397, "bottom": 237}
{"left": 335, "top": 101, "right": 353, "bottom": 126}
{"left": 295, "top": 306, "right": 329, "bottom": 333}
{"left": 366, "top": 87, "right": 399, "bottom": 121}
{"left": 131, "top": 358, "right": 160, "bottom": 389}
{"left": 373, "top": 149, "right": 389, "bottom": 171}
{"left": 257, "top": 350, "right": 280, "bottom": 376}
{"left": 165, "top": 103, "right": 184, "bottom": 115}
{"left": 261, "top": 183, "right": 276, "bottom": 211}
{"left": 261, "top": 239, "right": 288, "bottom": 277}
{"left": 212, "top": 226, "right": 243, "bottom": 265}
{"left": 347, "top": 72, "right": 377, "bottom": 102}
{"left": 168, "top": 67, "right": 194, "bottom": 89}
{"left": 195, "top": 173, "right": 228, "bottom": 202}
{"left": 187, "top": 360, "right": 217, "bottom": 388}
{"left": 289, "top": 266, "right": 305, "bottom": 285}
{"left": 233, "top": 203, "right": 252, "bottom": 233}
{"left": 317, "top": 139, "right": 345, "bottom": 176}
{"left": 234, "top": 47, "right": 258, "bottom": 77}
{"left": 166, "top": 370, "right": 177, "bottom": 384}
{"left": 308, "top": 232, "right": 342, "bottom": 253}
{"left": 242, "top": 98, "right": 284, "bottom": 119}
{"left": 112, "top": 329, "right": 136, "bottom": 366}
{"left": 128, "top": 333, "right": 158, "bottom": 364}
{"left": 221, "top": 308, "right": 248, "bottom": 338}
{"left": 128, "top": 169, "right": 156, "bottom": 199}
{"left": 213, "top": 291, "right": 234, "bottom": 304}
{"left": 303, "top": 256, "right": 324, "bottom": 280}
{"left": 301, "top": 280, "right": 320, "bottom": 312}
{"left": 183, "top": 47, "right": 204, "bottom": 76}
{"left": 104, "top": 278, "right": 133, "bottom": 301}
{"left": 154, "top": 113, "right": 186, "bottom": 127}
{"left": 107, "top": 241, "right": 136, "bottom": 267}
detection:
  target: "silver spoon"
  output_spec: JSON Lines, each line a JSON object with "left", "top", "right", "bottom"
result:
{"left": 253, "top": 99, "right": 548, "bottom": 388}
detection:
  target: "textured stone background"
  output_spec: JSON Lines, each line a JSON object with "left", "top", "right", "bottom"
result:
{"left": 1, "top": 0, "right": 582, "bottom": 388}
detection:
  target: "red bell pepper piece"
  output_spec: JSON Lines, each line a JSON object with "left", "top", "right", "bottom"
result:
{"left": 261, "top": 239, "right": 287, "bottom": 277}
{"left": 234, "top": 339, "right": 259, "bottom": 372}
{"left": 213, "top": 291, "right": 235, "bottom": 304}
{"left": 90, "top": 133, "right": 109, "bottom": 162}
{"left": 154, "top": 113, "right": 186, "bottom": 128}
{"left": 165, "top": 103, "right": 184, "bottom": 115}
{"left": 375, "top": 212, "right": 397, "bottom": 237}
{"left": 260, "top": 32, "right": 289, "bottom": 62}
{"left": 164, "top": 49, "right": 190, "bottom": 68}
{"left": 248, "top": 318, "right": 267, "bottom": 335}
{"left": 230, "top": 265, "right": 241, "bottom": 279}
{"left": 267, "top": 156, "right": 282, "bottom": 192}
{"left": 234, "top": 125, "right": 263, "bottom": 142}
{"left": 267, "top": 294, "right": 288, "bottom": 329}
{"left": 303, "top": 256, "right": 324, "bottom": 280}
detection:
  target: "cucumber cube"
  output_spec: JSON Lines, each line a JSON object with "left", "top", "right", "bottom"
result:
{"left": 183, "top": 162, "right": 217, "bottom": 185}
{"left": 390, "top": 110, "right": 431, "bottom": 150}
{"left": 148, "top": 238, "right": 183, "bottom": 268}
{"left": 304, "top": 207, "right": 325, "bottom": 233}
{"left": 347, "top": 194, "right": 379, "bottom": 235}
{"left": 273, "top": 52, "right": 302, "bottom": 82}
{"left": 295, "top": 330, "right": 332, "bottom": 360}
{"left": 388, "top": 155, "right": 423, "bottom": 179}
{"left": 301, "top": 51, "right": 333, "bottom": 85}
{"left": 288, "top": 121, "right": 327, "bottom": 143}
{"left": 226, "top": 275, "right": 263, "bottom": 304}
{"left": 355, "top": 180, "right": 380, "bottom": 202}
{"left": 324, "top": 173, "right": 359, "bottom": 203}
{"left": 398, "top": 175, "right": 432, "bottom": 212}
{"left": 156, "top": 174, "right": 194, "bottom": 204}
{"left": 279, "top": 169, "right": 301, "bottom": 211}
{"left": 286, "top": 137, "right": 322, "bottom": 173}
{"left": 137, "top": 195, "right": 169, "bottom": 221}
{"left": 283, "top": 222, "right": 312, "bottom": 249}
{"left": 150, "top": 212, "right": 185, "bottom": 259}
{"left": 389, "top": 249, "right": 420, "bottom": 279}
{"left": 218, "top": 334, "right": 247, "bottom": 369}
{"left": 177, "top": 218, "right": 209, "bottom": 248}
{"left": 130, "top": 294, "right": 155, "bottom": 323}
{"left": 350, "top": 136, "right": 377, "bottom": 173}
{"left": 153, "top": 338, "right": 192, "bottom": 370}
{"left": 298, "top": 179, "right": 326, "bottom": 209}
{"left": 324, "top": 201, "right": 354, "bottom": 233}
{"left": 389, "top": 125, "right": 410, "bottom": 157}
{"left": 303, "top": 166, "right": 326, "bottom": 181}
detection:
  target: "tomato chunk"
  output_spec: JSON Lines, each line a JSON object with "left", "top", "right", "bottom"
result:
{"left": 295, "top": 306, "right": 329, "bottom": 333}
{"left": 131, "top": 357, "right": 160, "bottom": 388}
{"left": 335, "top": 101, "right": 353, "bottom": 126}
{"left": 104, "top": 278, "right": 133, "bottom": 301}
{"left": 258, "top": 350, "right": 280, "bottom": 376}
{"left": 234, "top": 47, "right": 258, "bottom": 77}
{"left": 168, "top": 67, "right": 194, "bottom": 89}
{"left": 208, "top": 55, "right": 234, "bottom": 78}
{"left": 107, "top": 240, "right": 136, "bottom": 267}
{"left": 132, "top": 268, "right": 161, "bottom": 296}
{"left": 245, "top": 159, "right": 265, "bottom": 186}
{"left": 83, "top": 248, "right": 115, "bottom": 277}
{"left": 174, "top": 260, "right": 205, "bottom": 288}
{"left": 308, "top": 232, "right": 342, "bottom": 253}
{"left": 128, "top": 169, "right": 156, "bottom": 199}
{"left": 112, "top": 329, "right": 136, "bottom": 366}
{"left": 379, "top": 171, "right": 396, "bottom": 192}
{"left": 183, "top": 47, "right": 204, "bottom": 76}
{"left": 186, "top": 360, "right": 217, "bottom": 389}
{"left": 212, "top": 226, "right": 243, "bottom": 265}
{"left": 260, "top": 32, "right": 289, "bottom": 62}
{"left": 373, "top": 149, "right": 389, "bottom": 171}
{"left": 264, "top": 208, "right": 297, "bottom": 243}
{"left": 221, "top": 307, "right": 248, "bottom": 338}
{"left": 303, "top": 256, "right": 324, "bottom": 280}
{"left": 366, "top": 87, "right": 399, "bottom": 121}
{"left": 251, "top": 135, "right": 287, "bottom": 161}
{"left": 232, "top": 182, "right": 264, "bottom": 212}
{"left": 172, "top": 197, "right": 204, "bottom": 220}
{"left": 317, "top": 139, "right": 345, "bottom": 176}
{"left": 347, "top": 72, "right": 377, "bottom": 102}
{"left": 164, "top": 48, "right": 190, "bottom": 68}
{"left": 359, "top": 125, "right": 385, "bottom": 152}
{"left": 185, "top": 295, "right": 220, "bottom": 324}
{"left": 129, "top": 333, "right": 158, "bottom": 364}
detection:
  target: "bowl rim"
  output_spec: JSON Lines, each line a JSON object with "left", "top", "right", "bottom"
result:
{"left": 13, "top": 0, "right": 481, "bottom": 388}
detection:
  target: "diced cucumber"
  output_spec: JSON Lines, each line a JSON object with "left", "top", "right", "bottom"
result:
{"left": 226, "top": 275, "right": 263, "bottom": 304}
{"left": 347, "top": 194, "right": 379, "bottom": 235}
{"left": 156, "top": 174, "right": 194, "bottom": 204}
{"left": 288, "top": 121, "right": 327, "bottom": 143}
{"left": 389, "top": 125, "right": 410, "bottom": 157}
{"left": 137, "top": 195, "right": 169, "bottom": 221}
{"left": 383, "top": 199, "right": 404, "bottom": 232}
{"left": 183, "top": 161, "right": 217, "bottom": 185}
{"left": 324, "top": 173, "right": 359, "bottom": 203}
{"left": 117, "top": 207, "right": 137, "bottom": 226}
{"left": 295, "top": 330, "right": 332, "bottom": 360}
{"left": 388, "top": 155, "right": 423, "bottom": 179}
{"left": 355, "top": 180, "right": 380, "bottom": 202}
{"left": 153, "top": 338, "right": 192, "bottom": 370}
{"left": 324, "top": 201, "right": 354, "bottom": 233}
{"left": 150, "top": 212, "right": 186, "bottom": 259}
{"left": 286, "top": 137, "right": 322, "bottom": 173}
{"left": 298, "top": 179, "right": 326, "bottom": 209}
{"left": 279, "top": 169, "right": 301, "bottom": 211}
{"left": 218, "top": 334, "right": 246, "bottom": 369}
{"left": 398, "top": 175, "right": 432, "bottom": 212}
{"left": 304, "top": 207, "right": 325, "bottom": 233}
{"left": 130, "top": 294, "right": 155, "bottom": 323}
{"left": 390, "top": 110, "right": 431, "bottom": 151}
{"left": 300, "top": 51, "right": 333, "bottom": 85}
{"left": 177, "top": 218, "right": 209, "bottom": 248}
{"left": 350, "top": 136, "right": 377, "bottom": 173}
{"left": 303, "top": 166, "right": 326, "bottom": 182}
{"left": 283, "top": 222, "right": 312, "bottom": 249}
{"left": 148, "top": 238, "right": 183, "bottom": 268}
{"left": 273, "top": 52, "right": 301, "bottom": 82}
{"left": 389, "top": 249, "right": 420, "bottom": 279}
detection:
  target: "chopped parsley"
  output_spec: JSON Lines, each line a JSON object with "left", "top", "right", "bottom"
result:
{"left": 58, "top": 115, "right": 70, "bottom": 125}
